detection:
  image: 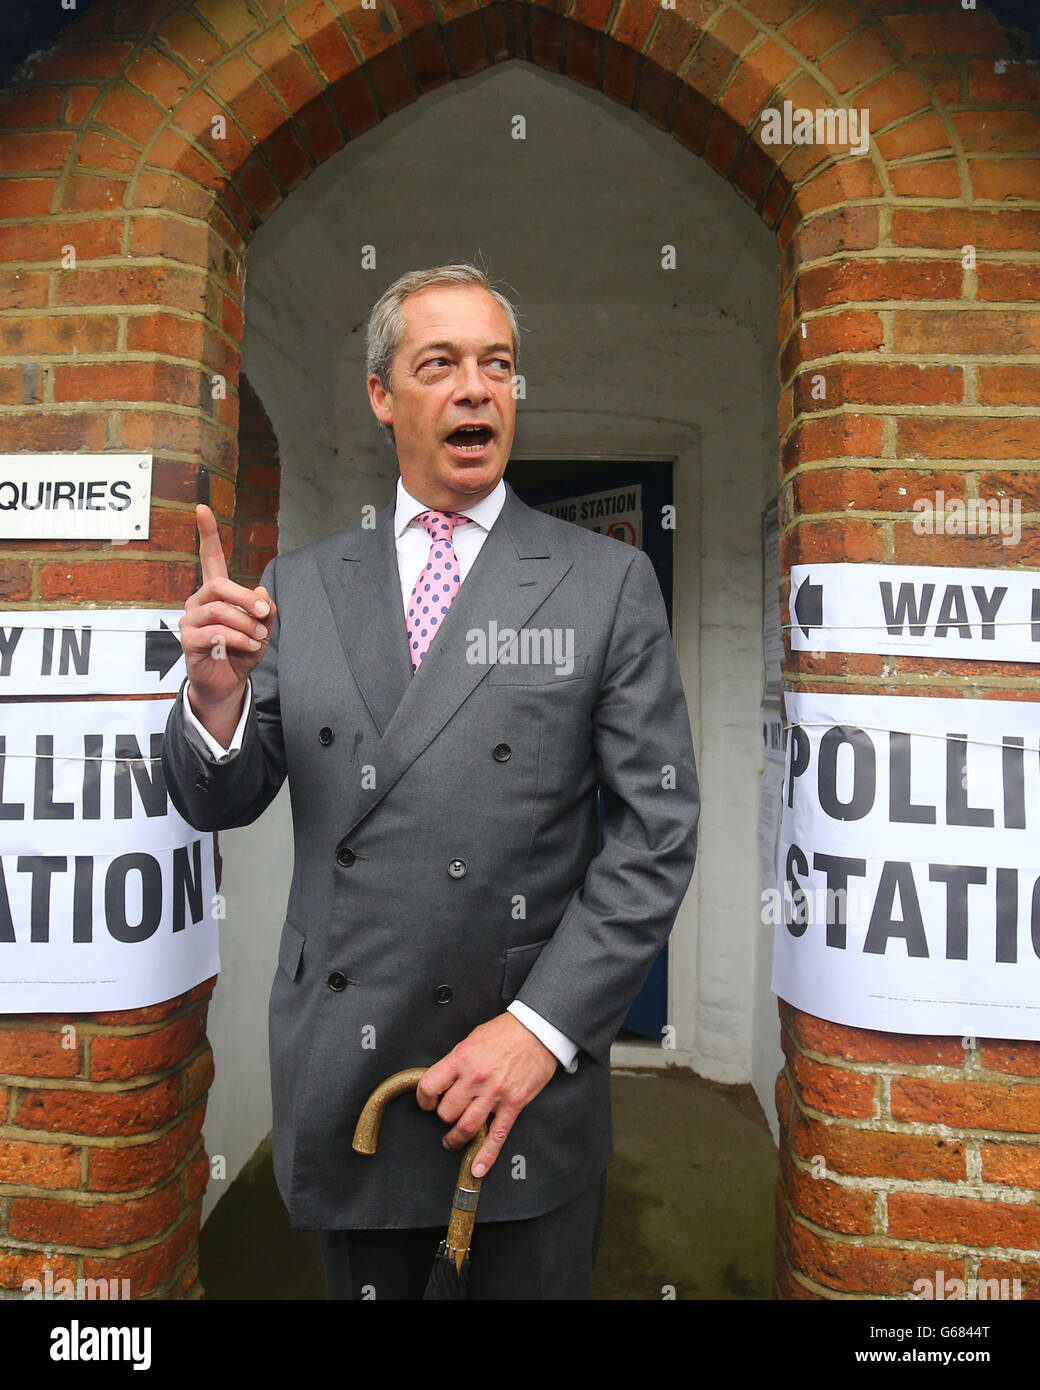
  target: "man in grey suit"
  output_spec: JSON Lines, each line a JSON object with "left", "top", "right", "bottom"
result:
{"left": 162, "top": 263, "right": 699, "bottom": 1299}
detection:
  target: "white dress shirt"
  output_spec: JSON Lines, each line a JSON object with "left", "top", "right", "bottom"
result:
{"left": 182, "top": 476, "right": 579, "bottom": 1072}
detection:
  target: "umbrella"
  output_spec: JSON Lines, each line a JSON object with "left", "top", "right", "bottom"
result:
{"left": 352, "top": 1066, "right": 489, "bottom": 1299}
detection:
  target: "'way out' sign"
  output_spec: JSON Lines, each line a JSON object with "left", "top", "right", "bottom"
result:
{"left": 0, "top": 698, "right": 218, "bottom": 1012}
{"left": 790, "top": 564, "right": 1040, "bottom": 663}
{"left": 0, "top": 610, "right": 185, "bottom": 696}
{"left": 771, "top": 691, "right": 1040, "bottom": 1040}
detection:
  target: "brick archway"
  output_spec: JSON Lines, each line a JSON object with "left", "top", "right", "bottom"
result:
{"left": 1, "top": 0, "right": 1038, "bottom": 1299}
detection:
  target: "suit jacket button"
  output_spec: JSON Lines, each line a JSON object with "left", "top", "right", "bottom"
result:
{"left": 327, "top": 971, "right": 347, "bottom": 992}
{"left": 493, "top": 743, "right": 511, "bottom": 761}
{"left": 336, "top": 846, "right": 356, "bottom": 867}
{"left": 447, "top": 859, "right": 467, "bottom": 879}
{"left": 433, "top": 985, "right": 453, "bottom": 1004}
{"left": 319, "top": 726, "right": 334, "bottom": 745}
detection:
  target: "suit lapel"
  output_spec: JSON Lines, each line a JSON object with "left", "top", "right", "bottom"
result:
{"left": 318, "top": 500, "right": 412, "bottom": 739}
{"left": 318, "top": 480, "right": 573, "bottom": 837}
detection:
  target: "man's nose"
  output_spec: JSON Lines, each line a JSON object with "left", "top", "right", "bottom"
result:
{"left": 454, "top": 358, "right": 490, "bottom": 402}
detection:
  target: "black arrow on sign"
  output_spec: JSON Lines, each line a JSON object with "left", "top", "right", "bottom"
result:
{"left": 145, "top": 620, "right": 184, "bottom": 679}
{"left": 793, "top": 574, "right": 823, "bottom": 639}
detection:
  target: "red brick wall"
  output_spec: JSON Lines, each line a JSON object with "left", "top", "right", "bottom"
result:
{"left": 0, "top": 985, "right": 213, "bottom": 1298}
{"left": 0, "top": 0, "right": 1037, "bottom": 1298}
{"left": 233, "top": 372, "right": 280, "bottom": 588}
{"left": 768, "top": 1, "right": 1040, "bottom": 1299}
{"left": 776, "top": 1004, "right": 1040, "bottom": 1299}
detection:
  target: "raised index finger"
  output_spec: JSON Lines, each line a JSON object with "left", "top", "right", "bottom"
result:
{"left": 195, "top": 504, "right": 229, "bottom": 583}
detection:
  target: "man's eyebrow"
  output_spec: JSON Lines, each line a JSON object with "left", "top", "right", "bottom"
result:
{"left": 412, "top": 340, "right": 513, "bottom": 360}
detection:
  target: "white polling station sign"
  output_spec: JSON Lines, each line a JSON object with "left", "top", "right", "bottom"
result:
{"left": 770, "top": 691, "right": 1040, "bottom": 1040}
{"left": 790, "top": 563, "right": 1040, "bottom": 663}
{"left": 0, "top": 697, "right": 218, "bottom": 1012}
{"left": 0, "top": 610, "right": 185, "bottom": 697}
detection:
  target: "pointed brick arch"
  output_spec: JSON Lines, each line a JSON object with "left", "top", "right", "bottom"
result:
{"left": 1, "top": 0, "right": 1039, "bottom": 1299}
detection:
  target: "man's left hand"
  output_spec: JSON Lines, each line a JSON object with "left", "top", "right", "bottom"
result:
{"left": 416, "top": 1012, "right": 559, "bottom": 1180}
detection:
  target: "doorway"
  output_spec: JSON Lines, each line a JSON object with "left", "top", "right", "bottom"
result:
{"left": 508, "top": 456, "right": 675, "bottom": 1040}
{"left": 211, "top": 57, "right": 778, "bottom": 1218}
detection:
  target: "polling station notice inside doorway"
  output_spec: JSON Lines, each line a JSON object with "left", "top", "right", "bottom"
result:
{"left": 533, "top": 484, "right": 643, "bottom": 548}
{"left": 771, "top": 691, "right": 1040, "bottom": 1040}
{"left": 0, "top": 698, "right": 218, "bottom": 1013}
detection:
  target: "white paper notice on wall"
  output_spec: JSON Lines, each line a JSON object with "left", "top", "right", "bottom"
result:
{"left": 789, "top": 564, "right": 1040, "bottom": 663}
{"left": 0, "top": 697, "right": 218, "bottom": 1013}
{"left": 0, "top": 610, "right": 185, "bottom": 696}
{"left": 761, "top": 500, "right": 783, "bottom": 753}
{"left": 758, "top": 500, "right": 785, "bottom": 888}
{"left": 770, "top": 691, "right": 1040, "bottom": 1040}
{"left": 758, "top": 755, "right": 786, "bottom": 900}
{"left": 0, "top": 455, "right": 152, "bottom": 540}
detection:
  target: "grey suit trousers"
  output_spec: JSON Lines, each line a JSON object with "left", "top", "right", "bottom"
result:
{"left": 319, "top": 1170, "right": 607, "bottom": 1300}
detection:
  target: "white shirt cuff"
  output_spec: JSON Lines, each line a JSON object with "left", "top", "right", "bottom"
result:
{"left": 507, "top": 1000, "right": 579, "bottom": 1073}
{"left": 182, "top": 680, "right": 252, "bottom": 762}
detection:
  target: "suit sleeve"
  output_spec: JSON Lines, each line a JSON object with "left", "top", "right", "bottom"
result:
{"left": 161, "top": 555, "right": 287, "bottom": 831}
{"left": 507, "top": 1000, "right": 579, "bottom": 1073}
{"left": 513, "top": 547, "right": 700, "bottom": 1065}
{"left": 182, "top": 678, "right": 252, "bottom": 759}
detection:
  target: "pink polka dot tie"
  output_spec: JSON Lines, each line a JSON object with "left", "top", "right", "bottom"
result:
{"left": 406, "top": 510, "right": 471, "bottom": 671}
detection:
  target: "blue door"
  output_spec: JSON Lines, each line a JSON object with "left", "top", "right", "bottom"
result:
{"left": 508, "top": 460, "right": 674, "bottom": 1041}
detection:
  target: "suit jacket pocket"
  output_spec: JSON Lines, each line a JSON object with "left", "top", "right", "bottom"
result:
{"left": 278, "top": 919, "right": 305, "bottom": 982}
{"left": 487, "top": 654, "right": 589, "bottom": 686}
{"left": 500, "top": 936, "right": 552, "bottom": 1001}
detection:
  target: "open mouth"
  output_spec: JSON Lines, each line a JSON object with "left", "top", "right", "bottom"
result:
{"left": 445, "top": 424, "right": 494, "bottom": 456}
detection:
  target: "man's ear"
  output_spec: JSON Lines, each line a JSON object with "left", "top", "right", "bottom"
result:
{"left": 367, "top": 373, "right": 393, "bottom": 429}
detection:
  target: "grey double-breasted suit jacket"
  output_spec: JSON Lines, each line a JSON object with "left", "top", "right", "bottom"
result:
{"left": 161, "top": 478, "right": 699, "bottom": 1230}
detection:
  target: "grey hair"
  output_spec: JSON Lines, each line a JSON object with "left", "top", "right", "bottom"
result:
{"left": 365, "top": 263, "right": 522, "bottom": 444}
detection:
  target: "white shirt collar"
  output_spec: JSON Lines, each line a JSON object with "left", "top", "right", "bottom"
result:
{"left": 394, "top": 475, "right": 507, "bottom": 538}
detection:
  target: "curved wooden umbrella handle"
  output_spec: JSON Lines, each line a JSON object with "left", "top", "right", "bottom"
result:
{"left": 351, "top": 1066, "right": 489, "bottom": 1273}
{"left": 351, "top": 1067, "right": 428, "bottom": 1153}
